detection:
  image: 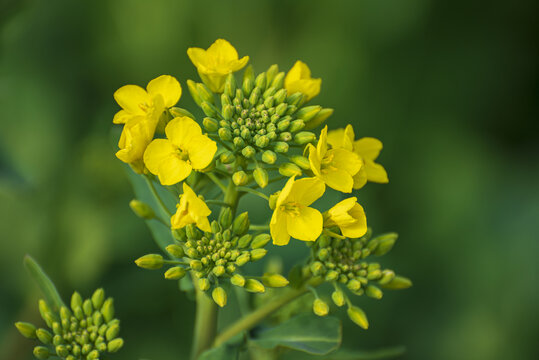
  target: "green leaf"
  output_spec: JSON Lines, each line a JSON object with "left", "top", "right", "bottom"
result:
{"left": 251, "top": 314, "right": 341, "bottom": 355}
{"left": 281, "top": 346, "right": 406, "bottom": 360}
{"left": 23, "top": 255, "right": 65, "bottom": 311}
{"left": 126, "top": 168, "right": 176, "bottom": 252}
{"left": 198, "top": 342, "right": 240, "bottom": 360}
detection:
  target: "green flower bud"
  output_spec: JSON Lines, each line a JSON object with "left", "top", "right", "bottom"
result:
{"left": 52, "top": 334, "right": 63, "bottom": 346}
{"left": 331, "top": 289, "right": 346, "bottom": 307}
{"left": 203, "top": 117, "right": 219, "bottom": 132}
{"left": 231, "top": 274, "right": 246, "bottom": 287}
{"left": 262, "top": 150, "right": 277, "bottom": 164}
{"left": 290, "top": 155, "right": 311, "bottom": 170}
{"left": 108, "top": 337, "right": 124, "bottom": 353}
{"left": 275, "top": 102, "right": 288, "bottom": 116}
{"left": 232, "top": 171, "right": 249, "bottom": 186}
{"left": 172, "top": 228, "right": 187, "bottom": 242}
{"left": 165, "top": 266, "right": 187, "bottom": 280}
{"left": 129, "top": 199, "right": 154, "bottom": 220}
{"left": 166, "top": 244, "right": 185, "bottom": 259}
{"left": 59, "top": 306, "right": 71, "bottom": 322}
{"left": 253, "top": 167, "right": 269, "bottom": 188}
{"left": 71, "top": 292, "right": 83, "bottom": 314}
{"left": 263, "top": 95, "right": 274, "bottom": 108}
{"left": 196, "top": 83, "right": 214, "bottom": 104}
{"left": 296, "top": 105, "right": 321, "bottom": 122}
{"left": 378, "top": 270, "right": 396, "bottom": 285}
{"left": 273, "top": 88, "right": 287, "bottom": 104}
{"left": 233, "top": 136, "right": 245, "bottom": 148}
{"left": 51, "top": 322, "right": 61, "bottom": 335}
{"left": 187, "top": 79, "right": 202, "bottom": 106}
{"left": 380, "top": 275, "right": 412, "bottom": 290}
{"left": 269, "top": 192, "right": 279, "bottom": 210}
{"left": 373, "top": 233, "right": 398, "bottom": 256}
{"left": 212, "top": 287, "right": 227, "bottom": 307}
{"left": 135, "top": 254, "right": 164, "bottom": 270}
{"left": 169, "top": 107, "right": 196, "bottom": 120}
{"left": 286, "top": 92, "right": 304, "bottom": 107}
{"left": 243, "top": 76, "right": 254, "bottom": 96}
{"left": 313, "top": 298, "right": 329, "bottom": 316}
{"left": 279, "top": 163, "right": 302, "bottom": 177}
{"left": 201, "top": 101, "right": 218, "bottom": 118}
{"left": 251, "top": 233, "right": 271, "bottom": 249}
{"left": 273, "top": 141, "right": 288, "bottom": 154}
{"left": 218, "top": 151, "right": 235, "bottom": 165}
{"left": 190, "top": 260, "right": 203, "bottom": 271}
{"left": 304, "top": 108, "right": 334, "bottom": 130}
{"left": 105, "top": 323, "right": 120, "bottom": 341}
{"left": 289, "top": 119, "right": 306, "bottom": 133}
{"left": 236, "top": 253, "right": 250, "bottom": 266}
{"left": 266, "top": 64, "right": 279, "bottom": 85}
{"left": 347, "top": 306, "right": 369, "bottom": 329}
{"left": 255, "top": 72, "right": 267, "bottom": 90}
{"left": 56, "top": 344, "right": 69, "bottom": 357}
{"left": 347, "top": 279, "right": 361, "bottom": 291}
{"left": 33, "top": 346, "right": 50, "bottom": 360}
{"left": 91, "top": 288, "right": 105, "bottom": 310}
{"left": 15, "top": 322, "right": 36, "bottom": 339}
{"left": 249, "top": 87, "right": 261, "bottom": 106}
{"left": 213, "top": 265, "right": 226, "bottom": 277}
{"left": 232, "top": 212, "right": 250, "bottom": 235}
{"left": 198, "top": 278, "right": 210, "bottom": 291}
{"left": 294, "top": 131, "right": 316, "bottom": 145}
{"left": 219, "top": 207, "right": 233, "bottom": 229}
{"left": 101, "top": 298, "right": 115, "bottom": 323}
{"left": 224, "top": 73, "right": 236, "bottom": 98}
{"left": 262, "top": 273, "right": 289, "bottom": 287}
{"left": 255, "top": 135, "right": 270, "bottom": 148}
{"left": 223, "top": 104, "right": 234, "bottom": 120}
{"left": 236, "top": 234, "right": 251, "bottom": 248}
{"left": 186, "top": 247, "right": 199, "bottom": 258}
{"left": 218, "top": 127, "right": 233, "bottom": 141}
{"left": 367, "top": 269, "right": 382, "bottom": 280}
{"left": 325, "top": 270, "right": 339, "bottom": 281}
{"left": 242, "top": 146, "right": 256, "bottom": 158}
{"left": 250, "top": 248, "right": 267, "bottom": 261}
{"left": 244, "top": 279, "right": 265, "bottom": 293}
{"left": 365, "top": 285, "right": 383, "bottom": 299}
{"left": 87, "top": 349, "right": 99, "bottom": 360}
{"left": 83, "top": 299, "right": 93, "bottom": 317}
{"left": 271, "top": 72, "right": 285, "bottom": 89}
{"left": 310, "top": 261, "right": 324, "bottom": 276}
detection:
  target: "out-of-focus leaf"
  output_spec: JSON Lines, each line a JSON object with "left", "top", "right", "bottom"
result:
{"left": 281, "top": 346, "right": 406, "bottom": 359}
{"left": 24, "top": 255, "right": 65, "bottom": 311}
{"left": 198, "top": 341, "right": 241, "bottom": 360}
{"left": 251, "top": 314, "right": 341, "bottom": 355}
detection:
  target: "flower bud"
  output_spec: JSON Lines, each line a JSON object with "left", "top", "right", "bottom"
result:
{"left": 219, "top": 207, "right": 233, "bottom": 229}
{"left": 304, "top": 108, "right": 333, "bottom": 130}
{"left": 232, "top": 171, "right": 249, "bottom": 186}
{"left": 249, "top": 87, "right": 261, "bottom": 106}
{"left": 101, "top": 298, "right": 114, "bottom": 322}
{"left": 135, "top": 254, "right": 164, "bottom": 270}
{"left": 313, "top": 299, "right": 329, "bottom": 316}
{"left": 310, "top": 261, "right": 324, "bottom": 276}
{"left": 251, "top": 234, "right": 271, "bottom": 249}
{"left": 172, "top": 228, "right": 187, "bottom": 242}
{"left": 286, "top": 92, "right": 304, "bottom": 107}
{"left": 83, "top": 299, "right": 93, "bottom": 317}
{"left": 87, "top": 349, "right": 99, "bottom": 360}
{"left": 187, "top": 79, "right": 202, "bottom": 106}
{"left": 231, "top": 274, "right": 245, "bottom": 287}
{"left": 165, "top": 244, "right": 185, "bottom": 259}
{"left": 203, "top": 117, "right": 219, "bottom": 132}
{"left": 325, "top": 270, "right": 339, "bottom": 281}
{"left": 243, "top": 75, "right": 254, "bottom": 96}
{"left": 35, "top": 328, "right": 52, "bottom": 344}
{"left": 242, "top": 146, "right": 256, "bottom": 158}
{"left": 378, "top": 270, "right": 395, "bottom": 285}
{"left": 236, "top": 253, "right": 250, "bottom": 266}
{"left": 266, "top": 64, "right": 279, "bottom": 84}
{"left": 274, "top": 141, "right": 289, "bottom": 153}
{"left": 91, "top": 288, "right": 105, "bottom": 310}
{"left": 380, "top": 275, "right": 412, "bottom": 290}
{"left": 262, "top": 273, "right": 289, "bottom": 287}
{"left": 190, "top": 260, "right": 203, "bottom": 271}
{"left": 232, "top": 212, "right": 250, "bottom": 235}
{"left": 223, "top": 104, "right": 235, "bottom": 120}
{"left": 212, "top": 287, "right": 227, "bottom": 307}
{"left": 296, "top": 105, "right": 321, "bottom": 122}
{"left": 347, "top": 279, "right": 361, "bottom": 292}
{"left": 273, "top": 88, "right": 287, "bottom": 104}
{"left": 106, "top": 323, "right": 120, "bottom": 341}
{"left": 33, "top": 346, "right": 50, "bottom": 360}
{"left": 271, "top": 72, "right": 285, "bottom": 89}
{"left": 331, "top": 289, "right": 346, "bottom": 307}
{"left": 107, "top": 338, "right": 124, "bottom": 353}
{"left": 279, "top": 163, "right": 302, "bottom": 177}
{"left": 198, "top": 278, "right": 210, "bottom": 291}
{"left": 219, "top": 151, "right": 235, "bottom": 165}
{"left": 253, "top": 167, "right": 269, "bottom": 188}
{"left": 269, "top": 192, "right": 279, "bottom": 210}
{"left": 224, "top": 73, "right": 237, "bottom": 98}
{"left": 294, "top": 131, "right": 316, "bottom": 145}
{"left": 289, "top": 119, "right": 306, "bottom": 133}
{"left": 201, "top": 101, "right": 219, "bottom": 118}
{"left": 289, "top": 155, "right": 310, "bottom": 170}
{"left": 250, "top": 248, "right": 267, "bottom": 262}
{"left": 71, "top": 292, "right": 83, "bottom": 313}
{"left": 213, "top": 265, "right": 226, "bottom": 277}
{"left": 244, "top": 279, "right": 265, "bottom": 293}
{"left": 218, "top": 127, "right": 233, "bottom": 141}
{"left": 365, "top": 285, "right": 383, "bottom": 299}
{"left": 347, "top": 306, "right": 369, "bottom": 329}
{"left": 237, "top": 234, "right": 252, "bottom": 248}
{"left": 262, "top": 150, "right": 277, "bottom": 164}
{"left": 169, "top": 107, "right": 195, "bottom": 120}
{"left": 264, "top": 95, "right": 275, "bottom": 108}
{"left": 129, "top": 199, "right": 155, "bottom": 220}
{"left": 275, "top": 102, "right": 288, "bottom": 116}
{"left": 373, "top": 233, "right": 398, "bottom": 256}
{"left": 15, "top": 322, "right": 36, "bottom": 339}
{"left": 165, "top": 266, "right": 187, "bottom": 280}
{"left": 255, "top": 135, "right": 270, "bottom": 148}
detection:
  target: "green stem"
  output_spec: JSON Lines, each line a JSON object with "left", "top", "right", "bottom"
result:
{"left": 191, "top": 287, "right": 218, "bottom": 360}
{"left": 214, "top": 287, "right": 308, "bottom": 346}
{"left": 145, "top": 176, "right": 173, "bottom": 217}
{"left": 206, "top": 173, "right": 227, "bottom": 193}
{"left": 237, "top": 186, "right": 269, "bottom": 201}
{"left": 250, "top": 224, "right": 270, "bottom": 231}
{"left": 205, "top": 200, "right": 231, "bottom": 207}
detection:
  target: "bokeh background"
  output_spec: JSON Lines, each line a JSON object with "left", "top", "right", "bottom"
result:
{"left": 1, "top": 0, "right": 537, "bottom": 359}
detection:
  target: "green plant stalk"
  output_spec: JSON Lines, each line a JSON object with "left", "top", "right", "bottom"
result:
{"left": 214, "top": 287, "right": 308, "bottom": 346}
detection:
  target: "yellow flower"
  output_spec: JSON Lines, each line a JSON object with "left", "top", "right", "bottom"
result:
{"left": 284, "top": 60, "right": 321, "bottom": 102}
{"left": 328, "top": 124, "right": 388, "bottom": 189}
{"left": 171, "top": 183, "right": 211, "bottom": 232}
{"left": 187, "top": 39, "right": 249, "bottom": 93}
{"left": 115, "top": 116, "right": 157, "bottom": 173}
{"left": 324, "top": 197, "right": 367, "bottom": 238}
{"left": 143, "top": 117, "right": 217, "bottom": 185}
{"left": 113, "top": 75, "right": 182, "bottom": 124}
{"left": 308, "top": 126, "right": 362, "bottom": 193}
{"left": 270, "top": 177, "right": 325, "bottom": 246}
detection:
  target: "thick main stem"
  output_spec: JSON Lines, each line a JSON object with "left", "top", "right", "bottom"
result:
{"left": 214, "top": 287, "right": 308, "bottom": 346}
{"left": 191, "top": 288, "right": 218, "bottom": 360}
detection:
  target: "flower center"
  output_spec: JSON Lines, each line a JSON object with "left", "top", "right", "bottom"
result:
{"left": 175, "top": 147, "right": 190, "bottom": 162}
{"left": 281, "top": 202, "right": 302, "bottom": 217}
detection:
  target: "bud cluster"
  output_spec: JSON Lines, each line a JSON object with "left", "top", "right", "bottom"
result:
{"left": 136, "top": 208, "right": 288, "bottom": 307}
{"left": 15, "top": 289, "right": 123, "bottom": 360}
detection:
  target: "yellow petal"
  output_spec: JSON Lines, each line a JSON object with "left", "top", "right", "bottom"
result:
{"left": 284, "top": 61, "right": 321, "bottom": 102}
{"left": 114, "top": 85, "right": 150, "bottom": 115}
{"left": 185, "top": 135, "right": 217, "bottom": 170}
{"left": 328, "top": 197, "right": 357, "bottom": 225}
{"left": 354, "top": 137, "right": 383, "bottom": 160}
{"left": 353, "top": 166, "right": 368, "bottom": 189}
{"left": 327, "top": 125, "right": 354, "bottom": 151}
{"left": 147, "top": 75, "right": 182, "bottom": 108}
{"left": 187, "top": 47, "right": 210, "bottom": 72}
{"left": 290, "top": 177, "right": 325, "bottom": 206}
{"left": 364, "top": 159, "right": 389, "bottom": 183}
{"left": 341, "top": 203, "right": 367, "bottom": 238}
{"left": 116, "top": 116, "right": 154, "bottom": 165}
{"left": 330, "top": 148, "right": 362, "bottom": 176}
{"left": 317, "top": 126, "right": 328, "bottom": 159}
{"left": 165, "top": 117, "right": 203, "bottom": 148}
{"left": 113, "top": 110, "right": 132, "bottom": 124}
{"left": 207, "top": 39, "right": 240, "bottom": 64}
{"left": 307, "top": 144, "right": 322, "bottom": 176}
{"left": 322, "top": 168, "right": 354, "bottom": 193}
{"left": 157, "top": 157, "right": 192, "bottom": 185}
{"left": 270, "top": 210, "right": 290, "bottom": 246}
{"left": 286, "top": 206, "right": 323, "bottom": 241}
{"left": 285, "top": 60, "right": 311, "bottom": 84}
{"left": 275, "top": 176, "right": 296, "bottom": 208}
{"left": 183, "top": 183, "right": 211, "bottom": 217}
{"left": 143, "top": 139, "right": 177, "bottom": 175}
{"left": 199, "top": 72, "right": 226, "bottom": 93}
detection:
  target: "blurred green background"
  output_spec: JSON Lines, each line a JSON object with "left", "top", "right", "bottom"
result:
{"left": 1, "top": 0, "right": 537, "bottom": 359}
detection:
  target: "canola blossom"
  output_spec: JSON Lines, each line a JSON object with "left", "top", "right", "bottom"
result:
{"left": 171, "top": 183, "right": 212, "bottom": 232}
{"left": 324, "top": 197, "right": 367, "bottom": 238}
{"left": 284, "top": 60, "right": 322, "bottom": 103}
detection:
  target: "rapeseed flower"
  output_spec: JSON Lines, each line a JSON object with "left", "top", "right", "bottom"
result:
{"left": 187, "top": 39, "right": 249, "bottom": 93}
{"left": 324, "top": 197, "right": 367, "bottom": 238}
{"left": 270, "top": 177, "right": 325, "bottom": 246}
{"left": 171, "top": 183, "right": 211, "bottom": 232}
{"left": 284, "top": 60, "right": 321, "bottom": 102}
{"left": 143, "top": 117, "right": 217, "bottom": 185}
{"left": 308, "top": 126, "right": 362, "bottom": 193}
{"left": 328, "top": 124, "right": 388, "bottom": 189}
{"left": 116, "top": 116, "right": 157, "bottom": 173}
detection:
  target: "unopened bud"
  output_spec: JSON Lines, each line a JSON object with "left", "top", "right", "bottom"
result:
{"left": 253, "top": 167, "right": 269, "bottom": 188}
{"left": 310, "top": 261, "right": 324, "bottom": 276}
{"left": 273, "top": 141, "right": 289, "bottom": 153}
{"left": 83, "top": 299, "right": 93, "bottom": 317}
{"left": 187, "top": 80, "right": 202, "bottom": 106}
{"left": 269, "top": 192, "right": 279, "bottom": 210}
{"left": 313, "top": 299, "right": 329, "bottom": 316}
{"left": 251, "top": 233, "right": 271, "bottom": 249}
{"left": 347, "top": 306, "right": 369, "bottom": 329}
{"left": 262, "top": 150, "right": 277, "bottom": 164}
{"left": 165, "top": 244, "right": 185, "bottom": 259}
{"left": 237, "top": 234, "right": 252, "bottom": 248}
{"left": 219, "top": 207, "right": 233, "bottom": 229}
{"left": 296, "top": 105, "right": 321, "bottom": 122}
{"left": 220, "top": 150, "right": 235, "bottom": 164}
{"left": 289, "top": 119, "right": 306, "bottom": 133}
{"left": 170, "top": 107, "right": 196, "bottom": 120}
{"left": 108, "top": 338, "right": 124, "bottom": 353}
{"left": 347, "top": 279, "right": 361, "bottom": 292}
{"left": 250, "top": 248, "right": 267, "bottom": 262}
{"left": 242, "top": 146, "right": 256, "bottom": 158}
{"left": 304, "top": 108, "right": 334, "bottom": 130}
{"left": 15, "top": 322, "right": 36, "bottom": 339}
{"left": 373, "top": 233, "right": 398, "bottom": 256}
{"left": 262, "top": 273, "right": 289, "bottom": 287}
{"left": 244, "top": 279, "right": 265, "bottom": 293}
{"left": 203, "top": 117, "right": 219, "bottom": 132}
{"left": 105, "top": 323, "right": 120, "bottom": 341}
{"left": 236, "top": 253, "right": 250, "bottom": 266}
{"left": 101, "top": 298, "right": 114, "bottom": 322}
{"left": 165, "top": 266, "right": 187, "bottom": 280}
{"left": 190, "top": 260, "right": 203, "bottom": 271}
{"left": 380, "top": 275, "right": 412, "bottom": 290}
{"left": 36, "top": 328, "right": 52, "bottom": 344}
{"left": 279, "top": 163, "right": 302, "bottom": 177}
{"left": 212, "top": 287, "right": 227, "bottom": 307}
{"left": 232, "top": 171, "right": 249, "bottom": 186}
{"left": 129, "top": 199, "right": 154, "bottom": 220}
{"left": 218, "top": 127, "right": 232, "bottom": 141}
{"left": 294, "top": 131, "right": 316, "bottom": 145}
{"left": 325, "top": 270, "right": 339, "bottom": 281}
{"left": 33, "top": 346, "right": 50, "bottom": 360}
{"left": 198, "top": 278, "right": 210, "bottom": 291}
{"left": 212, "top": 265, "right": 226, "bottom": 277}
{"left": 365, "top": 285, "right": 383, "bottom": 299}
{"left": 91, "top": 288, "right": 105, "bottom": 310}
{"left": 331, "top": 289, "right": 346, "bottom": 307}
{"left": 290, "top": 155, "right": 311, "bottom": 170}
{"left": 378, "top": 270, "right": 395, "bottom": 285}
{"left": 232, "top": 212, "right": 250, "bottom": 235}
{"left": 135, "top": 254, "right": 164, "bottom": 270}
{"left": 201, "top": 101, "right": 218, "bottom": 118}
{"left": 271, "top": 72, "right": 285, "bottom": 89}
{"left": 71, "top": 292, "right": 83, "bottom": 313}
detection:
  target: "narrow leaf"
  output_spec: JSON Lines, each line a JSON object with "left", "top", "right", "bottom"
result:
{"left": 24, "top": 255, "right": 65, "bottom": 311}
{"left": 198, "top": 342, "right": 240, "bottom": 360}
{"left": 282, "top": 346, "right": 406, "bottom": 360}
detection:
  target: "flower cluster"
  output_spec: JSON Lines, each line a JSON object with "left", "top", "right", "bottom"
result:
{"left": 15, "top": 289, "right": 123, "bottom": 360}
